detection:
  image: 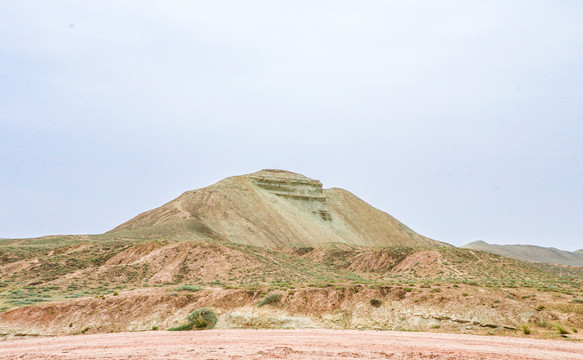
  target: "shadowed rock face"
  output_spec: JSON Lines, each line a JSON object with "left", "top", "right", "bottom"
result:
{"left": 110, "top": 169, "right": 447, "bottom": 248}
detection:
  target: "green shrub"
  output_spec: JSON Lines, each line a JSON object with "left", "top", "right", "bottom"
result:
{"left": 258, "top": 293, "right": 281, "bottom": 307}
{"left": 188, "top": 308, "right": 218, "bottom": 329}
{"left": 369, "top": 298, "right": 382, "bottom": 308}
{"left": 6, "top": 298, "right": 47, "bottom": 306}
{"left": 168, "top": 322, "right": 194, "bottom": 331}
{"left": 169, "top": 308, "right": 217, "bottom": 331}
{"left": 521, "top": 325, "right": 531, "bottom": 335}
{"left": 113, "top": 291, "right": 119, "bottom": 296}
{"left": 152, "top": 326, "right": 158, "bottom": 331}
{"left": 177, "top": 285, "right": 202, "bottom": 292}
{"left": 553, "top": 323, "right": 569, "bottom": 335}
{"left": 572, "top": 298, "right": 583, "bottom": 304}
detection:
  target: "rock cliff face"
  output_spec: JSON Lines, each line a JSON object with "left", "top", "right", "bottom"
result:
{"left": 250, "top": 170, "right": 331, "bottom": 221}
{"left": 110, "top": 170, "right": 447, "bottom": 248}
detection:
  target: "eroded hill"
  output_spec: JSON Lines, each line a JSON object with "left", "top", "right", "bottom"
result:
{"left": 1, "top": 236, "right": 583, "bottom": 338}
{"left": 109, "top": 170, "right": 445, "bottom": 248}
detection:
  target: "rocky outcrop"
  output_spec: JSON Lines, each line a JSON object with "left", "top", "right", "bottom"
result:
{"left": 250, "top": 170, "right": 332, "bottom": 221}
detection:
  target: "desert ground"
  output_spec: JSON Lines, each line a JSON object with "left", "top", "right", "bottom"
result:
{"left": 1, "top": 329, "right": 582, "bottom": 360}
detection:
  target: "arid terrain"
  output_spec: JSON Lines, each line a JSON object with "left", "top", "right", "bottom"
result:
{"left": 464, "top": 241, "right": 583, "bottom": 267}
{"left": 1, "top": 329, "right": 583, "bottom": 360}
{"left": 1, "top": 170, "right": 582, "bottom": 358}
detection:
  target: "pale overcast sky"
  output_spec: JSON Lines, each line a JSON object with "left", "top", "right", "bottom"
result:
{"left": 1, "top": 1, "right": 582, "bottom": 250}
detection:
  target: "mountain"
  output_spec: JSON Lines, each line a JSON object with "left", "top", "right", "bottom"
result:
{"left": 463, "top": 240, "right": 583, "bottom": 267}
{"left": 109, "top": 169, "right": 448, "bottom": 248}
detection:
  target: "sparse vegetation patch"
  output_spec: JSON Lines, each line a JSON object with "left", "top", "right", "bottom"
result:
{"left": 369, "top": 298, "right": 382, "bottom": 308}
{"left": 258, "top": 293, "right": 281, "bottom": 307}
{"left": 169, "top": 308, "right": 217, "bottom": 331}
{"left": 177, "top": 285, "right": 202, "bottom": 292}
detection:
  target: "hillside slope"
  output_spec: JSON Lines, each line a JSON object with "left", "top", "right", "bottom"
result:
{"left": 463, "top": 241, "right": 583, "bottom": 266}
{"left": 2, "top": 236, "right": 583, "bottom": 337}
{"left": 109, "top": 169, "right": 447, "bottom": 248}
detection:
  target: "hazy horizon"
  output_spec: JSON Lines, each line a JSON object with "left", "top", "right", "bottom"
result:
{"left": 1, "top": 2, "right": 582, "bottom": 250}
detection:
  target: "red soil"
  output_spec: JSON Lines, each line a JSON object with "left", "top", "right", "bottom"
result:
{"left": 1, "top": 329, "right": 582, "bottom": 360}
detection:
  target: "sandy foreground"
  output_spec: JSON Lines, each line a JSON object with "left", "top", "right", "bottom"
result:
{"left": 1, "top": 329, "right": 582, "bottom": 360}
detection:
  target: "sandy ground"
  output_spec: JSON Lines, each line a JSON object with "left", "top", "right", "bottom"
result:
{"left": 1, "top": 329, "right": 582, "bottom": 360}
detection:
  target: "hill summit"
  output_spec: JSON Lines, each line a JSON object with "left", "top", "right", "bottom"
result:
{"left": 110, "top": 169, "right": 446, "bottom": 248}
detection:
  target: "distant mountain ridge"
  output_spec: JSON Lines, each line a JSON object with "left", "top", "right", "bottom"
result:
{"left": 110, "top": 169, "right": 449, "bottom": 248}
{"left": 463, "top": 240, "right": 583, "bottom": 267}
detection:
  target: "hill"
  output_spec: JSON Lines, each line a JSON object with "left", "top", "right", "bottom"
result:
{"left": 463, "top": 241, "right": 583, "bottom": 267}
{"left": 1, "top": 170, "right": 582, "bottom": 338}
{"left": 2, "top": 235, "right": 583, "bottom": 337}
{"left": 109, "top": 169, "right": 446, "bottom": 248}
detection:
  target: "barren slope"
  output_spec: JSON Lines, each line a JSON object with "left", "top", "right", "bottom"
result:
{"left": 463, "top": 241, "right": 583, "bottom": 267}
{"left": 109, "top": 170, "right": 445, "bottom": 248}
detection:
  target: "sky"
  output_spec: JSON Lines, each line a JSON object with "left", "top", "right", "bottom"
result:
{"left": 1, "top": 1, "right": 582, "bottom": 250}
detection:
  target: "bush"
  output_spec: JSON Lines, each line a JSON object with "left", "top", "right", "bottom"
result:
{"left": 258, "top": 293, "right": 281, "bottom": 307}
{"left": 553, "top": 323, "right": 569, "bottom": 335}
{"left": 177, "top": 285, "right": 202, "bottom": 292}
{"left": 188, "top": 308, "right": 218, "bottom": 329}
{"left": 572, "top": 298, "right": 583, "bottom": 304}
{"left": 521, "top": 325, "right": 531, "bottom": 335}
{"left": 169, "top": 308, "right": 217, "bottom": 331}
{"left": 152, "top": 326, "right": 158, "bottom": 331}
{"left": 369, "top": 298, "right": 382, "bottom": 308}
{"left": 168, "top": 322, "right": 195, "bottom": 331}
